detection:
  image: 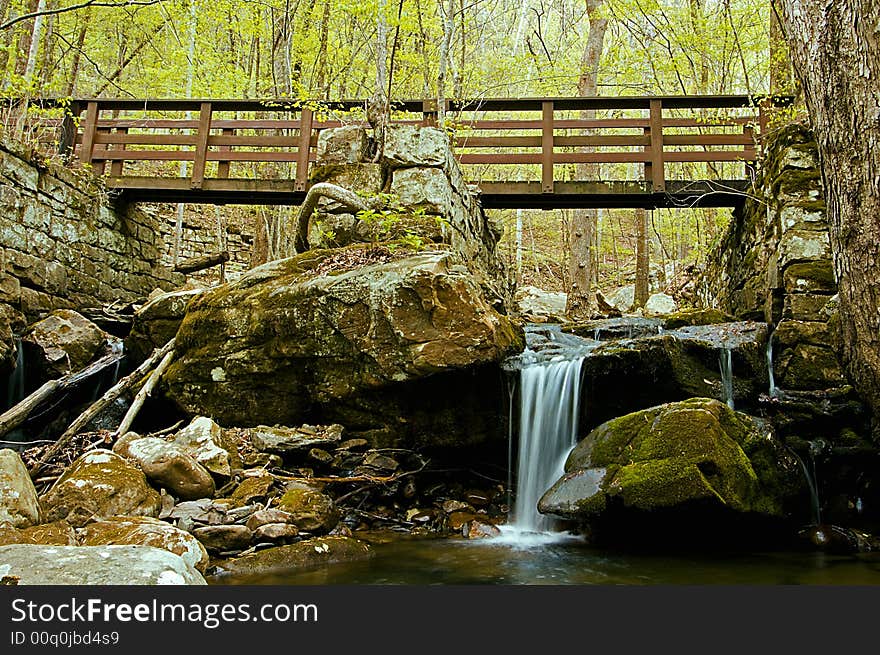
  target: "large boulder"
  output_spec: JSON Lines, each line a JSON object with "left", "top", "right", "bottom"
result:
{"left": 40, "top": 450, "right": 161, "bottom": 526}
{"left": 0, "top": 544, "right": 206, "bottom": 584}
{"left": 514, "top": 285, "right": 567, "bottom": 322}
{"left": 772, "top": 320, "right": 845, "bottom": 390}
{"left": 162, "top": 249, "right": 523, "bottom": 448}
{"left": 113, "top": 433, "right": 215, "bottom": 500}
{"left": 539, "top": 398, "right": 801, "bottom": 526}
{"left": 249, "top": 424, "right": 343, "bottom": 454}
{"left": 79, "top": 516, "right": 209, "bottom": 573}
{"left": 0, "top": 449, "right": 40, "bottom": 527}
{"left": 21, "top": 309, "right": 108, "bottom": 377}
{"left": 220, "top": 536, "right": 371, "bottom": 577}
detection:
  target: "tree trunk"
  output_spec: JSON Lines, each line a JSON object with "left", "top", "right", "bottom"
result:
{"left": 565, "top": 0, "right": 607, "bottom": 320}
{"left": 769, "top": 1, "right": 793, "bottom": 94}
{"left": 634, "top": 209, "right": 649, "bottom": 307}
{"left": 437, "top": 0, "right": 456, "bottom": 125}
{"left": 777, "top": 1, "right": 880, "bottom": 424}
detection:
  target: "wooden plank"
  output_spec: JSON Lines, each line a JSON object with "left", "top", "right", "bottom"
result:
{"left": 217, "top": 127, "right": 234, "bottom": 178}
{"left": 649, "top": 99, "right": 665, "bottom": 192}
{"left": 191, "top": 102, "right": 212, "bottom": 189}
{"left": 542, "top": 101, "right": 554, "bottom": 193}
{"left": 58, "top": 101, "right": 81, "bottom": 157}
{"left": 664, "top": 150, "right": 756, "bottom": 162}
{"left": 295, "top": 107, "right": 313, "bottom": 192}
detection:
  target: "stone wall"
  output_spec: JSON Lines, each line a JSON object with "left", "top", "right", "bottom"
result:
{"left": 0, "top": 141, "right": 183, "bottom": 322}
{"left": 700, "top": 124, "right": 844, "bottom": 391}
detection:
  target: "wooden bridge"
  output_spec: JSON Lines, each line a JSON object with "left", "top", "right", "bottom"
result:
{"left": 40, "top": 94, "right": 781, "bottom": 210}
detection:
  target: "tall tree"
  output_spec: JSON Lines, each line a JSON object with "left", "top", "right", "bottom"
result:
{"left": 777, "top": 1, "right": 880, "bottom": 423}
{"left": 566, "top": 0, "right": 607, "bottom": 319}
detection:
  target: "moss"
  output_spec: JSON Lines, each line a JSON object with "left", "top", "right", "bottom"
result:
{"left": 783, "top": 261, "right": 836, "bottom": 293}
{"left": 222, "top": 536, "right": 371, "bottom": 576}
{"left": 308, "top": 163, "right": 348, "bottom": 184}
{"left": 662, "top": 308, "right": 736, "bottom": 330}
{"left": 226, "top": 475, "right": 275, "bottom": 507}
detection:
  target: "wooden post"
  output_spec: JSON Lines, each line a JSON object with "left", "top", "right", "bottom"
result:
{"left": 78, "top": 101, "right": 99, "bottom": 172}
{"left": 643, "top": 126, "right": 652, "bottom": 189}
{"left": 191, "top": 102, "right": 212, "bottom": 189}
{"left": 541, "top": 100, "right": 554, "bottom": 194}
{"left": 109, "top": 127, "right": 127, "bottom": 177}
{"left": 217, "top": 127, "right": 234, "bottom": 178}
{"left": 295, "top": 107, "right": 314, "bottom": 192}
{"left": 649, "top": 99, "right": 665, "bottom": 193}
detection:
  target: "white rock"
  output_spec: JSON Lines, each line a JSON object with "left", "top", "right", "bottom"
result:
{"left": 644, "top": 293, "right": 678, "bottom": 316}
{"left": 173, "top": 416, "right": 231, "bottom": 478}
{"left": 0, "top": 544, "right": 206, "bottom": 584}
{"left": 382, "top": 124, "right": 450, "bottom": 167}
{"left": 606, "top": 285, "right": 635, "bottom": 313}
{"left": 514, "top": 286, "right": 567, "bottom": 321}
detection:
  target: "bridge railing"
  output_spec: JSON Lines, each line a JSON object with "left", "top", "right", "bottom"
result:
{"left": 27, "top": 95, "right": 785, "bottom": 198}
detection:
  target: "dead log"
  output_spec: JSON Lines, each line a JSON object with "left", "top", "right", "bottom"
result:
{"left": 113, "top": 349, "right": 175, "bottom": 438}
{"left": 0, "top": 350, "right": 125, "bottom": 439}
{"left": 173, "top": 251, "right": 230, "bottom": 274}
{"left": 293, "top": 182, "right": 373, "bottom": 253}
{"left": 29, "top": 338, "right": 175, "bottom": 478}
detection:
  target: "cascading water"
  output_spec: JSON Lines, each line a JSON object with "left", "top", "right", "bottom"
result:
{"left": 719, "top": 347, "right": 734, "bottom": 409}
{"left": 766, "top": 330, "right": 778, "bottom": 397}
{"left": 500, "top": 326, "right": 596, "bottom": 539}
{"left": 6, "top": 338, "right": 25, "bottom": 409}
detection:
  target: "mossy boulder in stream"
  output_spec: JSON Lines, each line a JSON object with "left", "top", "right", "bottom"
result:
{"left": 162, "top": 249, "right": 524, "bottom": 448}
{"left": 539, "top": 398, "right": 801, "bottom": 526}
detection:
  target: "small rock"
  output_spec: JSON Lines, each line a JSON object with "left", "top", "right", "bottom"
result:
{"left": 0, "top": 521, "right": 77, "bottom": 546}
{"left": 252, "top": 523, "right": 299, "bottom": 543}
{"left": 308, "top": 448, "right": 334, "bottom": 466}
{"left": 226, "top": 474, "right": 275, "bottom": 507}
{"left": 225, "top": 504, "right": 260, "bottom": 523}
{"left": 353, "top": 451, "right": 399, "bottom": 476}
{"left": 442, "top": 500, "right": 471, "bottom": 514}
{"left": 448, "top": 511, "right": 477, "bottom": 531}
{"left": 464, "top": 519, "right": 501, "bottom": 539}
{"left": 0, "top": 544, "right": 206, "bottom": 585}
{"left": 246, "top": 509, "right": 296, "bottom": 532}
{"left": 40, "top": 450, "right": 161, "bottom": 527}
{"left": 192, "top": 525, "right": 253, "bottom": 552}
{"left": 241, "top": 452, "right": 283, "bottom": 468}
{"left": 169, "top": 499, "right": 226, "bottom": 526}
{"left": 250, "top": 424, "right": 343, "bottom": 454}
{"left": 464, "top": 489, "right": 491, "bottom": 507}
{"left": 337, "top": 439, "right": 369, "bottom": 452}
{"left": 0, "top": 449, "right": 40, "bottom": 528}
{"left": 114, "top": 433, "right": 215, "bottom": 501}
{"left": 173, "top": 416, "right": 232, "bottom": 478}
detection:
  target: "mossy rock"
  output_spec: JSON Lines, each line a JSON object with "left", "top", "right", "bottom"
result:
{"left": 220, "top": 536, "right": 371, "bottom": 577}
{"left": 39, "top": 450, "right": 161, "bottom": 527}
{"left": 540, "top": 398, "right": 800, "bottom": 521}
{"left": 773, "top": 320, "right": 845, "bottom": 390}
{"left": 161, "top": 250, "right": 524, "bottom": 448}
{"left": 783, "top": 261, "right": 836, "bottom": 294}
{"left": 275, "top": 487, "right": 338, "bottom": 533}
{"left": 662, "top": 309, "right": 736, "bottom": 330}
{"left": 0, "top": 521, "right": 77, "bottom": 547}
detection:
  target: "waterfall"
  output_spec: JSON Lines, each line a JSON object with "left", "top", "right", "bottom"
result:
{"left": 719, "top": 348, "right": 734, "bottom": 410}
{"left": 766, "top": 330, "right": 778, "bottom": 397}
{"left": 6, "top": 338, "right": 25, "bottom": 409}
{"left": 513, "top": 357, "right": 585, "bottom": 532}
{"left": 791, "top": 448, "right": 822, "bottom": 525}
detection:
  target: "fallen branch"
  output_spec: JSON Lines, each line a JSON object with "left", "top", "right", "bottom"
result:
{"left": 114, "top": 349, "right": 175, "bottom": 437}
{"left": 293, "top": 182, "right": 373, "bottom": 252}
{"left": 0, "top": 350, "right": 125, "bottom": 439}
{"left": 173, "top": 251, "right": 230, "bottom": 274}
{"left": 30, "top": 338, "right": 175, "bottom": 478}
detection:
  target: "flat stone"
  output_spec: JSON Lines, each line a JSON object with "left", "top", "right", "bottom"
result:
{"left": 246, "top": 508, "right": 297, "bottom": 531}
{"left": 221, "top": 536, "right": 371, "bottom": 576}
{"left": 316, "top": 126, "right": 368, "bottom": 164}
{"left": 0, "top": 544, "right": 206, "bottom": 585}
{"left": 0, "top": 521, "right": 77, "bottom": 546}
{"left": 252, "top": 523, "right": 300, "bottom": 543}
{"left": 382, "top": 125, "right": 451, "bottom": 168}
{"left": 0, "top": 449, "right": 40, "bottom": 528}
{"left": 250, "top": 423, "right": 343, "bottom": 454}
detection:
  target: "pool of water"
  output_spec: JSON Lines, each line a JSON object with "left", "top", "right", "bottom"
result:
{"left": 212, "top": 531, "right": 880, "bottom": 585}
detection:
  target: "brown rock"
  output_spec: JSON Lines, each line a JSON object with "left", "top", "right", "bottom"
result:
{"left": 464, "top": 519, "right": 501, "bottom": 539}
{"left": 113, "top": 433, "right": 215, "bottom": 501}
{"left": 246, "top": 509, "right": 296, "bottom": 532}
{"left": 276, "top": 487, "right": 338, "bottom": 533}
{"left": 252, "top": 523, "right": 299, "bottom": 543}
{"left": 192, "top": 525, "right": 253, "bottom": 552}
{"left": 222, "top": 536, "right": 371, "bottom": 576}
{"left": 0, "top": 449, "right": 40, "bottom": 528}
{"left": 22, "top": 309, "right": 108, "bottom": 377}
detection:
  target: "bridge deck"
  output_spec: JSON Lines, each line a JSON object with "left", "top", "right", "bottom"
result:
{"left": 31, "top": 95, "right": 784, "bottom": 209}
